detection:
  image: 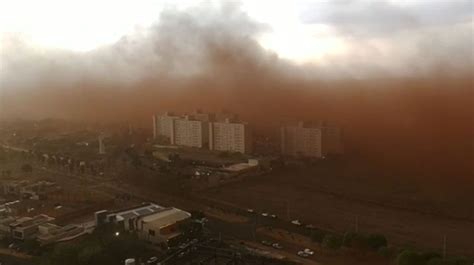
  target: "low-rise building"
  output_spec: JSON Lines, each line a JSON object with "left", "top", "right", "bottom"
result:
{"left": 37, "top": 223, "right": 85, "bottom": 245}
{"left": 96, "top": 203, "right": 191, "bottom": 245}
{"left": 9, "top": 214, "right": 54, "bottom": 240}
{"left": 136, "top": 207, "right": 191, "bottom": 244}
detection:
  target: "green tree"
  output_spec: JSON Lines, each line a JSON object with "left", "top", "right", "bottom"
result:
{"left": 367, "top": 234, "right": 387, "bottom": 250}
{"left": 397, "top": 250, "right": 424, "bottom": 265}
{"left": 342, "top": 231, "right": 356, "bottom": 247}
{"left": 377, "top": 246, "right": 394, "bottom": 258}
{"left": 322, "top": 234, "right": 342, "bottom": 250}
{"left": 310, "top": 229, "right": 326, "bottom": 243}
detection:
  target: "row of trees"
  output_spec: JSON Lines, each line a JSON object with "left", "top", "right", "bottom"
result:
{"left": 308, "top": 228, "right": 472, "bottom": 265}
{"left": 309, "top": 229, "right": 388, "bottom": 252}
{"left": 397, "top": 250, "right": 472, "bottom": 265}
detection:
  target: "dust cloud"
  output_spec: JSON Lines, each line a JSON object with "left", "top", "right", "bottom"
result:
{"left": 0, "top": 4, "right": 472, "bottom": 180}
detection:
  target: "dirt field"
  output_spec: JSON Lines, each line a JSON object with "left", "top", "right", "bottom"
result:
{"left": 203, "top": 166, "right": 474, "bottom": 257}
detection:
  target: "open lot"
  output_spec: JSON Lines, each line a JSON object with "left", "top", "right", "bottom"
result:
{"left": 203, "top": 166, "right": 474, "bottom": 257}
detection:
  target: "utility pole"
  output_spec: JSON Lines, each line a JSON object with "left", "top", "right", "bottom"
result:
{"left": 443, "top": 234, "right": 447, "bottom": 259}
{"left": 355, "top": 215, "right": 359, "bottom": 233}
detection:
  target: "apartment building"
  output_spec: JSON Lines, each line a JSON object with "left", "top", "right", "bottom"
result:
{"left": 152, "top": 112, "right": 179, "bottom": 140}
{"left": 153, "top": 111, "right": 252, "bottom": 152}
{"left": 209, "top": 119, "right": 253, "bottom": 154}
{"left": 172, "top": 116, "right": 209, "bottom": 148}
{"left": 281, "top": 122, "right": 343, "bottom": 158}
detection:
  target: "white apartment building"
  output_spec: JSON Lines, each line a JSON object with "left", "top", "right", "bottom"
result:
{"left": 281, "top": 122, "right": 343, "bottom": 158}
{"left": 172, "top": 116, "right": 209, "bottom": 148}
{"left": 209, "top": 119, "right": 252, "bottom": 154}
{"left": 153, "top": 111, "right": 253, "bottom": 152}
{"left": 153, "top": 112, "right": 179, "bottom": 141}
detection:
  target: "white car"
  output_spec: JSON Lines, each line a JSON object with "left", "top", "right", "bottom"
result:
{"left": 272, "top": 243, "right": 283, "bottom": 249}
{"left": 270, "top": 214, "right": 277, "bottom": 219}
{"left": 297, "top": 251, "right": 310, "bottom": 258}
{"left": 147, "top": 257, "right": 158, "bottom": 264}
{"left": 303, "top": 248, "right": 314, "bottom": 256}
{"left": 247, "top": 209, "right": 255, "bottom": 213}
{"left": 261, "top": 212, "right": 269, "bottom": 217}
{"left": 291, "top": 219, "right": 302, "bottom": 226}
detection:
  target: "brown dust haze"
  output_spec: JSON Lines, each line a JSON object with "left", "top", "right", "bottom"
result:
{"left": 1, "top": 5, "right": 473, "bottom": 181}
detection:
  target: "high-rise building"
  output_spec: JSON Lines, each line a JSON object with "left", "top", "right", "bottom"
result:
{"left": 153, "top": 112, "right": 179, "bottom": 141}
{"left": 280, "top": 122, "right": 343, "bottom": 158}
{"left": 209, "top": 118, "right": 252, "bottom": 154}
{"left": 153, "top": 111, "right": 253, "bottom": 152}
{"left": 172, "top": 115, "right": 209, "bottom": 148}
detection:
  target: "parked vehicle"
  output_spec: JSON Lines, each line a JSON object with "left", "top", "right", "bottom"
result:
{"left": 272, "top": 243, "right": 283, "bottom": 249}
{"left": 291, "top": 219, "right": 302, "bottom": 226}
{"left": 146, "top": 257, "right": 157, "bottom": 264}
{"left": 297, "top": 251, "right": 310, "bottom": 258}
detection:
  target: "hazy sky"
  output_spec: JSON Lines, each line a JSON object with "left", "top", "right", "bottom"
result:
{"left": 0, "top": 1, "right": 472, "bottom": 177}
{"left": 1, "top": 0, "right": 472, "bottom": 62}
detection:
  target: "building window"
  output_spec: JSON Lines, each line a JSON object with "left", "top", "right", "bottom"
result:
{"left": 149, "top": 229, "right": 155, "bottom": 236}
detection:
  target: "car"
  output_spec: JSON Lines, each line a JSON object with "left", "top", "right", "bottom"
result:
{"left": 303, "top": 248, "right": 314, "bottom": 256}
{"left": 261, "top": 240, "right": 272, "bottom": 246}
{"left": 297, "top": 251, "right": 310, "bottom": 258}
{"left": 270, "top": 214, "right": 277, "bottom": 219}
{"left": 147, "top": 256, "right": 158, "bottom": 264}
{"left": 247, "top": 209, "right": 255, "bottom": 213}
{"left": 291, "top": 219, "right": 302, "bottom": 226}
{"left": 261, "top": 212, "right": 269, "bottom": 217}
{"left": 305, "top": 224, "right": 315, "bottom": 229}
{"left": 272, "top": 243, "right": 283, "bottom": 249}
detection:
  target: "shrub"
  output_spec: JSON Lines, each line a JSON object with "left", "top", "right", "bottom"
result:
{"left": 377, "top": 246, "right": 394, "bottom": 258}
{"left": 310, "top": 229, "right": 326, "bottom": 243}
{"left": 397, "top": 250, "right": 424, "bottom": 265}
{"left": 367, "top": 234, "right": 388, "bottom": 250}
{"left": 342, "top": 231, "right": 356, "bottom": 247}
{"left": 426, "top": 257, "right": 443, "bottom": 265}
{"left": 322, "top": 234, "right": 343, "bottom": 250}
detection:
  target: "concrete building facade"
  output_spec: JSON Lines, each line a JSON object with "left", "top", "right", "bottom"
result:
{"left": 96, "top": 203, "right": 191, "bottom": 245}
{"left": 281, "top": 122, "right": 343, "bottom": 158}
{"left": 209, "top": 119, "right": 252, "bottom": 154}
{"left": 172, "top": 116, "right": 209, "bottom": 148}
{"left": 153, "top": 112, "right": 179, "bottom": 141}
{"left": 153, "top": 111, "right": 252, "bottom": 152}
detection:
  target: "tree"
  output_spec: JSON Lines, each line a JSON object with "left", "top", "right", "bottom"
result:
{"left": 342, "top": 231, "right": 356, "bottom": 247}
{"left": 367, "top": 234, "right": 387, "bottom": 250}
{"left": 397, "top": 250, "right": 424, "bottom": 265}
{"left": 377, "top": 246, "right": 393, "bottom": 258}
{"left": 322, "top": 234, "right": 342, "bottom": 250}
{"left": 310, "top": 229, "right": 326, "bottom": 243}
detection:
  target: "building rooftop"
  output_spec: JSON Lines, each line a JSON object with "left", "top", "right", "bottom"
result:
{"left": 10, "top": 214, "right": 54, "bottom": 229}
{"left": 141, "top": 207, "right": 191, "bottom": 228}
{"left": 112, "top": 203, "right": 165, "bottom": 222}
